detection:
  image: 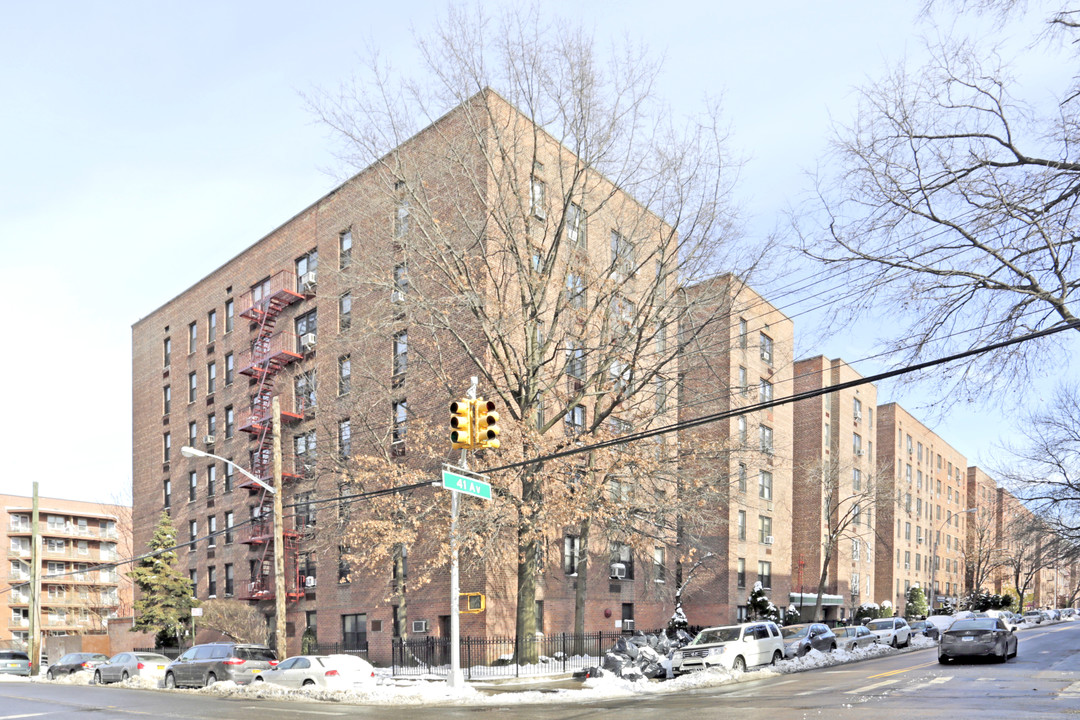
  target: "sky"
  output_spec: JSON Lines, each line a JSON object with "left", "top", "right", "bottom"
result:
{"left": 1, "top": 1, "right": 1072, "bottom": 505}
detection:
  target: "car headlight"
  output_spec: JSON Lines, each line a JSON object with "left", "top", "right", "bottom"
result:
{"left": 707, "top": 646, "right": 726, "bottom": 656}
{"left": 672, "top": 651, "right": 683, "bottom": 661}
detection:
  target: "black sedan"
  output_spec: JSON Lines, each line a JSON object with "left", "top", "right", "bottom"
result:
{"left": 46, "top": 652, "right": 109, "bottom": 679}
{"left": 780, "top": 623, "right": 838, "bottom": 658}
{"left": 938, "top": 618, "right": 1017, "bottom": 663}
{"left": 909, "top": 620, "right": 940, "bottom": 641}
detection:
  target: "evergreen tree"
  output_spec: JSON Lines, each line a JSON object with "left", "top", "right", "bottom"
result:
{"left": 905, "top": 586, "right": 929, "bottom": 619}
{"left": 747, "top": 582, "right": 780, "bottom": 622}
{"left": 129, "top": 511, "right": 196, "bottom": 645}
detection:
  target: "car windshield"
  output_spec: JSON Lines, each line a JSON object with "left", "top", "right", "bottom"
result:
{"left": 0, "top": 652, "right": 28, "bottom": 660}
{"left": 949, "top": 619, "right": 998, "bottom": 631}
{"left": 910, "top": 622, "right": 927, "bottom": 629}
{"left": 833, "top": 627, "right": 855, "bottom": 637}
{"left": 136, "top": 654, "right": 169, "bottom": 662}
{"left": 692, "top": 627, "right": 741, "bottom": 645}
{"left": 866, "top": 620, "right": 894, "bottom": 631}
{"left": 781, "top": 626, "right": 810, "bottom": 639}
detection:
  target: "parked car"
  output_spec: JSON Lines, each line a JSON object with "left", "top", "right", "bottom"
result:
{"left": 909, "top": 620, "right": 940, "bottom": 641}
{"left": 1022, "top": 610, "right": 1045, "bottom": 625}
{"left": 832, "top": 625, "right": 879, "bottom": 652}
{"left": 939, "top": 617, "right": 1017, "bottom": 663}
{"left": 93, "top": 652, "right": 172, "bottom": 684}
{"left": 865, "top": 617, "right": 912, "bottom": 648}
{"left": 780, "top": 623, "right": 838, "bottom": 658}
{"left": 46, "top": 653, "right": 109, "bottom": 679}
{"left": 0, "top": 650, "right": 30, "bottom": 677}
{"left": 164, "top": 643, "right": 277, "bottom": 688}
{"left": 671, "top": 622, "right": 785, "bottom": 674}
{"left": 254, "top": 654, "right": 375, "bottom": 690}
{"left": 924, "top": 614, "right": 956, "bottom": 635}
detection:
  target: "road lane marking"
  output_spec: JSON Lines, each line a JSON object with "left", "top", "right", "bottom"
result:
{"left": 928, "top": 676, "right": 952, "bottom": 685}
{"left": 866, "top": 660, "right": 938, "bottom": 679}
{"left": 0, "top": 715, "right": 48, "bottom": 719}
{"left": 242, "top": 709, "right": 345, "bottom": 716}
{"left": 795, "top": 687, "right": 833, "bottom": 696}
{"left": 845, "top": 679, "right": 897, "bottom": 694}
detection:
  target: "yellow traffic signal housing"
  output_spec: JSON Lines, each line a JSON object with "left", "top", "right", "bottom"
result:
{"left": 460, "top": 592, "right": 486, "bottom": 613}
{"left": 476, "top": 398, "right": 500, "bottom": 450}
{"left": 450, "top": 399, "right": 474, "bottom": 449}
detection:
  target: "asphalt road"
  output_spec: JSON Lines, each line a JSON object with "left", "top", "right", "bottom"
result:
{"left": 3, "top": 622, "right": 1079, "bottom": 719}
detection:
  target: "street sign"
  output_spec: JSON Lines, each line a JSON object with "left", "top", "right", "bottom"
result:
{"left": 442, "top": 468, "right": 492, "bottom": 501}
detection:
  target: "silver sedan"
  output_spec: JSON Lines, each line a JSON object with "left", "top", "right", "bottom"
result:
{"left": 93, "top": 652, "right": 172, "bottom": 684}
{"left": 253, "top": 654, "right": 375, "bottom": 690}
{"left": 832, "top": 625, "right": 880, "bottom": 651}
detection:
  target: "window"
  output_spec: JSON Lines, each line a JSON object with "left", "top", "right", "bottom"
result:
{"left": 225, "top": 512, "right": 234, "bottom": 544}
{"left": 852, "top": 538, "right": 861, "bottom": 561}
{"left": 655, "top": 378, "right": 668, "bottom": 412}
{"left": 393, "top": 263, "right": 409, "bottom": 298}
{"left": 739, "top": 318, "right": 748, "bottom": 349}
{"left": 610, "top": 230, "right": 634, "bottom": 276}
{"left": 566, "top": 339, "right": 585, "bottom": 380}
{"left": 738, "top": 366, "right": 748, "bottom": 393}
{"left": 188, "top": 421, "right": 197, "bottom": 447}
{"left": 295, "top": 310, "right": 317, "bottom": 349}
{"left": 189, "top": 520, "right": 197, "bottom": 551}
{"left": 610, "top": 543, "right": 634, "bottom": 579}
{"left": 566, "top": 202, "right": 586, "bottom": 249}
{"left": 188, "top": 322, "right": 197, "bottom": 353}
{"left": 225, "top": 353, "right": 234, "bottom": 386}
{"left": 759, "top": 378, "right": 773, "bottom": 403}
{"left": 206, "top": 465, "right": 216, "bottom": 496}
{"left": 225, "top": 406, "right": 235, "bottom": 439}
{"left": 296, "top": 491, "right": 316, "bottom": 529}
{"left": 758, "top": 515, "right": 772, "bottom": 544}
{"left": 163, "top": 386, "right": 171, "bottom": 415}
{"left": 225, "top": 299, "right": 234, "bottom": 333}
{"left": 207, "top": 516, "right": 217, "bottom": 548}
{"left": 46, "top": 538, "right": 64, "bottom": 553}
{"left": 342, "top": 613, "right": 368, "bottom": 652}
{"left": 565, "top": 404, "right": 585, "bottom": 435}
{"left": 295, "top": 370, "right": 316, "bottom": 414}
{"left": 207, "top": 310, "right": 217, "bottom": 343}
{"left": 392, "top": 400, "right": 407, "bottom": 456}
{"left": 853, "top": 468, "right": 862, "bottom": 491}
{"left": 188, "top": 372, "right": 197, "bottom": 403}
{"left": 759, "top": 425, "right": 773, "bottom": 455}
{"left": 530, "top": 176, "right": 546, "bottom": 218}
{"left": 737, "top": 558, "right": 746, "bottom": 588}
{"left": 164, "top": 337, "right": 171, "bottom": 367}
{"left": 566, "top": 273, "right": 585, "bottom": 309}
{"left": 917, "top": 442, "right": 923, "bottom": 463}
{"left": 904, "top": 550, "right": 911, "bottom": 569}
{"left": 224, "top": 563, "right": 234, "bottom": 596}
{"left": 339, "top": 355, "right": 351, "bottom": 395}
{"left": 188, "top": 471, "right": 197, "bottom": 501}
{"left": 563, "top": 535, "right": 581, "bottom": 574}
{"left": 853, "top": 397, "right": 862, "bottom": 421}
{"left": 339, "top": 292, "right": 352, "bottom": 331}
{"left": 738, "top": 416, "right": 747, "bottom": 444}
{"left": 207, "top": 362, "right": 216, "bottom": 395}
{"left": 394, "top": 197, "right": 410, "bottom": 238}
{"left": 47, "top": 515, "right": 65, "bottom": 532}
{"left": 738, "top": 463, "right": 747, "bottom": 493}
{"left": 393, "top": 330, "right": 408, "bottom": 381}
{"left": 163, "top": 432, "right": 171, "bottom": 463}
{"left": 163, "top": 479, "right": 171, "bottom": 509}
{"left": 758, "top": 561, "right": 772, "bottom": 589}
{"left": 759, "top": 470, "right": 773, "bottom": 500}
{"left": 654, "top": 547, "right": 666, "bottom": 582}
{"left": 853, "top": 504, "right": 861, "bottom": 525}
{"left": 853, "top": 433, "right": 862, "bottom": 456}
{"left": 338, "top": 546, "right": 352, "bottom": 584}
{"left": 296, "top": 250, "right": 318, "bottom": 287}
{"left": 339, "top": 229, "right": 353, "bottom": 269}
{"left": 339, "top": 419, "right": 351, "bottom": 459}
{"left": 851, "top": 572, "right": 860, "bottom": 596}
{"left": 759, "top": 333, "right": 773, "bottom": 364}
{"left": 295, "top": 430, "right": 317, "bottom": 475}
{"left": 737, "top": 510, "right": 746, "bottom": 540}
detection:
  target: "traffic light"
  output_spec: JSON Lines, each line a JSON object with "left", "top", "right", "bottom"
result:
{"left": 450, "top": 399, "right": 474, "bottom": 449}
{"left": 476, "top": 398, "right": 500, "bottom": 450}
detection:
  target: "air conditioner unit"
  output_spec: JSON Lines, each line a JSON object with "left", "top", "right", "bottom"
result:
{"left": 622, "top": 619, "right": 635, "bottom": 631}
{"left": 854, "top": 412, "right": 862, "bottom": 422}
{"left": 763, "top": 536, "right": 775, "bottom": 546}
{"left": 391, "top": 290, "right": 405, "bottom": 303}
{"left": 305, "top": 575, "right": 317, "bottom": 588}
{"left": 204, "top": 435, "right": 216, "bottom": 445}
{"left": 300, "top": 272, "right": 317, "bottom": 291}
{"left": 610, "top": 563, "right": 627, "bottom": 579}
{"left": 300, "top": 333, "right": 317, "bottom": 350}
{"left": 855, "top": 450, "right": 864, "bottom": 457}
{"left": 412, "top": 619, "right": 429, "bottom": 633}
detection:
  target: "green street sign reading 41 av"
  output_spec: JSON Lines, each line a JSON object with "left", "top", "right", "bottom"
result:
{"left": 442, "top": 468, "right": 492, "bottom": 501}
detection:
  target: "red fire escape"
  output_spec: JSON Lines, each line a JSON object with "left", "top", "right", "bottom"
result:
{"left": 235, "top": 270, "right": 311, "bottom": 602}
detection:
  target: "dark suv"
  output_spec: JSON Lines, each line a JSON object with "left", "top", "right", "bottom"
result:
{"left": 164, "top": 643, "right": 277, "bottom": 688}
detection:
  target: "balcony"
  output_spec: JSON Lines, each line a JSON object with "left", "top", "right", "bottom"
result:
{"left": 238, "top": 453, "right": 309, "bottom": 491}
{"left": 238, "top": 270, "right": 305, "bottom": 322}
{"left": 238, "top": 332, "right": 303, "bottom": 378}
{"left": 238, "top": 402, "right": 305, "bottom": 436}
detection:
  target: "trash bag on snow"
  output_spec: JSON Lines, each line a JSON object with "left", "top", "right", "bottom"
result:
{"left": 612, "top": 636, "right": 638, "bottom": 660}
{"left": 602, "top": 652, "right": 628, "bottom": 674}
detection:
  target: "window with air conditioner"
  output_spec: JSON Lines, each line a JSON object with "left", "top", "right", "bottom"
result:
{"left": 296, "top": 250, "right": 318, "bottom": 292}
{"left": 412, "top": 619, "right": 428, "bottom": 634}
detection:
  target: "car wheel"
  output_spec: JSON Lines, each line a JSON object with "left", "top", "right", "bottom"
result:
{"left": 829, "top": 642, "right": 837, "bottom": 652}
{"left": 164, "top": 673, "right": 176, "bottom": 689}
{"left": 732, "top": 656, "right": 746, "bottom": 673}
{"left": 254, "top": 676, "right": 264, "bottom": 682}
{"left": 121, "top": 670, "right": 129, "bottom": 681}
{"left": 996, "top": 642, "right": 1008, "bottom": 663}
{"left": 46, "top": 669, "right": 54, "bottom": 680}
{"left": 302, "top": 679, "right": 315, "bottom": 687}
{"left": 93, "top": 670, "right": 102, "bottom": 685}
{"left": 206, "top": 672, "right": 217, "bottom": 686}
{"left": 891, "top": 637, "right": 898, "bottom": 648}
{"left": 771, "top": 650, "right": 782, "bottom": 665}
{"left": 938, "top": 654, "right": 950, "bottom": 664}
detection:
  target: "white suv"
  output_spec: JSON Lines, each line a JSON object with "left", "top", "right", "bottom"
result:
{"left": 866, "top": 617, "right": 911, "bottom": 647}
{"left": 672, "top": 622, "right": 785, "bottom": 673}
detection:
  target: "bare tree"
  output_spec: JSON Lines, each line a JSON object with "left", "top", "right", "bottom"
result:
{"left": 196, "top": 599, "right": 270, "bottom": 645}
{"left": 797, "top": 1, "right": 1080, "bottom": 402}
{"left": 998, "top": 514, "right": 1079, "bottom": 609}
{"left": 965, "top": 503, "right": 1006, "bottom": 595}
{"left": 307, "top": 4, "right": 752, "bottom": 651}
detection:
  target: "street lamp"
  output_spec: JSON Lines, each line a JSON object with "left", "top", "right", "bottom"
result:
{"left": 180, "top": 446, "right": 275, "bottom": 494}
{"left": 928, "top": 507, "right": 976, "bottom": 613}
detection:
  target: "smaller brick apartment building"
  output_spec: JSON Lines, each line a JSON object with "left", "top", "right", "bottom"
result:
{"left": 2, "top": 494, "right": 132, "bottom": 651}
{"left": 790, "top": 357, "right": 877, "bottom": 622}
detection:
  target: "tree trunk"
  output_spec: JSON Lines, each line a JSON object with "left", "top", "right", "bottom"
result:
{"left": 514, "top": 468, "right": 541, "bottom": 664}
{"left": 572, "top": 517, "right": 590, "bottom": 654}
{"left": 812, "top": 547, "right": 832, "bottom": 622}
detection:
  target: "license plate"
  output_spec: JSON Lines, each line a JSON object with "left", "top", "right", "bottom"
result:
{"left": 252, "top": 668, "right": 260, "bottom": 673}
{"left": 156, "top": 665, "right": 165, "bottom": 670}
{"left": 962, "top": 636, "right": 974, "bottom": 642}
{"left": 6, "top": 663, "right": 17, "bottom": 667}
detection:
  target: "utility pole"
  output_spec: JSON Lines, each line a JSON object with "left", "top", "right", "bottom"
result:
{"left": 448, "top": 377, "right": 477, "bottom": 689}
{"left": 272, "top": 397, "right": 287, "bottom": 657}
{"left": 28, "top": 482, "right": 41, "bottom": 676}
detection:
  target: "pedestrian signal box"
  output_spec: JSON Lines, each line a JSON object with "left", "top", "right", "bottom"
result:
{"left": 460, "top": 592, "right": 486, "bottom": 613}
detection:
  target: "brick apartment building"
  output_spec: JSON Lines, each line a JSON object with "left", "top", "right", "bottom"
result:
{"left": 132, "top": 90, "right": 792, "bottom": 658}
{"left": 790, "top": 357, "right": 877, "bottom": 622}
{"left": 875, "top": 404, "right": 971, "bottom": 614}
{"left": 2, "top": 494, "right": 132, "bottom": 651}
